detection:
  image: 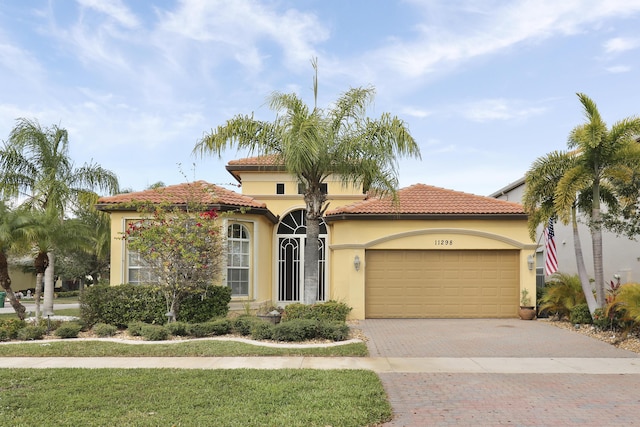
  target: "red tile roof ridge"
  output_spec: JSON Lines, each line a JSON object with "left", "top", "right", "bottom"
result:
{"left": 326, "top": 183, "right": 525, "bottom": 215}
{"left": 96, "top": 180, "right": 266, "bottom": 209}
{"left": 227, "top": 154, "right": 282, "bottom": 166}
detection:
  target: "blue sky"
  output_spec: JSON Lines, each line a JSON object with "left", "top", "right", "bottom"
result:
{"left": 2, "top": 0, "right": 640, "bottom": 196}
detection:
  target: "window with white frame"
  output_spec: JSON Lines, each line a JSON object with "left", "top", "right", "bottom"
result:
{"left": 227, "top": 223, "right": 250, "bottom": 296}
{"left": 127, "top": 250, "right": 155, "bottom": 285}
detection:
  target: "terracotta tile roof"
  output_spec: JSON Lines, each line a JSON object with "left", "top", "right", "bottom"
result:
{"left": 96, "top": 180, "right": 266, "bottom": 209}
{"left": 326, "top": 184, "right": 525, "bottom": 217}
{"left": 227, "top": 155, "right": 282, "bottom": 166}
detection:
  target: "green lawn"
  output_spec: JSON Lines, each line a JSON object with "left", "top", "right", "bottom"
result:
{"left": 0, "top": 368, "right": 392, "bottom": 427}
{"left": 0, "top": 339, "right": 368, "bottom": 357}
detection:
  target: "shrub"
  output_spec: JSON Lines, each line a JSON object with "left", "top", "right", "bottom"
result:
{"left": 92, "top": 323, "right": 118, "bottom": 337}
{"left": 251, "top": 322, "right": 274, "bottom": 340}
{"left": 127, "top": 321, "right": 147, "bottom": 337}
{"left": 232, "top": 315, "right": 263, "bottom": 336}
{"left": 0, "top": 319, "right": 27, "bottom": 341}
{"left": 165, "top": 321, "right": 190, "bottom": 336}
{"left": 271, "top": 319, "right": 318, "bottom": 342}
{"left": 54, "top": 322, "right": 83, "bottom": 339}
{"left": 539, "top": 273, "right": 586, "bottom": 320}
{"left": 317, "top": 321, "right": 350, "bottom": 341}
{"left": 604, "top": 283, "right": 640, "bottom": 332}
{"left": 187, "top": 319, "right": 231, "bottom": 337}
{"left": 17, "top": 325, "right": 46, "bottom": 341}
{"left": 570, "top": 303, "right": 592, "bottom": 324}
{"left": 140, "top": 324, "right": 169, "bottom": 341}
{"left": 283, "top": 301, "right": 352, "bottom": 323}
{"left": 81, "top": 284, "right": 166, "bottom": 328}
{"left": 177, "top": 286, "right": 232, "bottom": 323}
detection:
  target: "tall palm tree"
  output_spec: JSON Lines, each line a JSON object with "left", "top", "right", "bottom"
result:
{"left": 0, "top": 118, "right": 119, "bottom": 317}
{"left": 0, "top": 201, "right": 30, "bottom": 319}
{"left": 523, "top": 150, "right": 598, "bottom": 314}
{"left": 194, "top": 60, "right": 421, "bottom": 304}
{"left": 557, "top": 93, "right": 640, "bottom": 307}
{"left": 525, "top": 93, "right": 640, "bottom": 312}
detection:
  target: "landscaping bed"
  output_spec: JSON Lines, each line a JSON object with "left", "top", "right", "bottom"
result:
{"left": 543, "top": 318, "right": 640, "bottom": 354}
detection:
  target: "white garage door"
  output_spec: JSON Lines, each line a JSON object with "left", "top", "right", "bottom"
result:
{"left": 365, "top": 250, "right": 519, "bottom": 318}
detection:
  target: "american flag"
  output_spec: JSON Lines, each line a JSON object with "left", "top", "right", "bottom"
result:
{"left": 544, "top": 218, "right": 558, "bottom": 276}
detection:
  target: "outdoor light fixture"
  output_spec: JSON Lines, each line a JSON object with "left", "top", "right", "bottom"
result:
{"left": 354, "top": 255, "right": 361, "bottom": 271}
{"left": 527, "top": 254, "right": 534, "bottom": 270}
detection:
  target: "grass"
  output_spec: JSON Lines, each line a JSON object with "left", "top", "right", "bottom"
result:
{"left": 0, "top": 368, "right": 392, "bottom": 427}
{"left": 0, "top": 339, "right": 368, "bottom": 357}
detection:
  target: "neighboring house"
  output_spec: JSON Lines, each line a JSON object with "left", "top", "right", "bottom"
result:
{"left": 7, "top": 265, "right": 34, "bottom": 292}
{"left": 490, "top": 178, "right": 640, "bottom": 287}
{"left": 97, "top": 156, "right": 535, "bottom": 319}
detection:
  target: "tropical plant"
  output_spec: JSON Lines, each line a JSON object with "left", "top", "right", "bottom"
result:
{"left": 539, "top": 273, "right": 586, "bottom": 320}
{"left": 0, "top": 118, "right": 119, "bottom": 318}
{"left": 523, "top": 93, "right": 640, "bottom": 314}
{"left": 604, "top": 283, "right": 640, "bottom": 332}
{"left": 0, "top": 201, "right": 29, "bottom": 319}
{"left": 123, "top": 202, "right": 226, "bottom": 322}
{"left": 194, "top": 59, "right": 421, "bottom": 304}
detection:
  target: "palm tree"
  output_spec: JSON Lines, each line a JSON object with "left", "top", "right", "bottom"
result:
{"left": 557, "top": 93, "right": 640, "bottom": 308}
{"left": 194, "top": 60, "right": 421, "bottom": 304}
{"left": 525, "top": 93, "right": 640, "bottom": 312}
{"left": 0, "top": 118, "right": 119, "bottom": 317}
{"left": 523, "top": 150, "right": 598, "bottom": 314}
{"left": 0, "top": 201, "right": 30, "bottom": 319}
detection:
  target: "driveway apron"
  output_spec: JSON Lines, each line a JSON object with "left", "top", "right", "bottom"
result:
{"left": 358, "top": 319, "right": 640, "bottom": 427}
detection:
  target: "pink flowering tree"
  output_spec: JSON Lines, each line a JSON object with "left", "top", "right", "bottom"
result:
{"left": 123, "top": 202, "right": 226, "bottom": 321}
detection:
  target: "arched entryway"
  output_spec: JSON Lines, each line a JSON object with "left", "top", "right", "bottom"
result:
{"left": 277, "top": 209, "right": 327, "bottom": 303}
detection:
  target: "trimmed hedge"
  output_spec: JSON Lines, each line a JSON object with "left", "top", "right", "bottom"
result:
{"left": 17, "top": 325, "right": 46, "bottom": 341}
{"left": 81, "top": 285, "right": 165, "bottom": 328}
{"left": 0, "top": 319, "right": 27, "bottom": 341}
{"left": 177, "top": 286, "right": 232, "bottom": 323}
{"left": 92, "top": 323, "right": 118, "bottom": 337}
{"left": 54, "top": 322, "right": 83, "bottom": 339}
{"left": 80, "top": 284, "right": 232, "bottom": 328}
{"left": 283, "top": 301, "right": 352, "bottom": 323}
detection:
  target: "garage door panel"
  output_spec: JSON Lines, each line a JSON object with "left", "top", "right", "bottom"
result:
{"left": 365, "top": 250, "right": 519, "bottom": 318}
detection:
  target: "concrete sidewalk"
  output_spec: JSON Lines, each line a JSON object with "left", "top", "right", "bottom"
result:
{"left": 1, "top": 356, "right": 640, "bottom": 374}
{"left": 0, "top": 302, "right": 79, "bottom": 315}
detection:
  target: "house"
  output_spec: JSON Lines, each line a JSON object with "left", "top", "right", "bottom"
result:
{"left": 96, "top": 156, "right": 535, "bottom": 319}
{"left": 491, "top": 178, "right": 640, "bottom": 286}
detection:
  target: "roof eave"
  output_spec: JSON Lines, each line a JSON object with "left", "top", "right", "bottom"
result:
{"left": 96, "top": 203, "right": 279, "bottom": 224}
{"left": 324, "top": 213, "right": 528, "bottom": 222}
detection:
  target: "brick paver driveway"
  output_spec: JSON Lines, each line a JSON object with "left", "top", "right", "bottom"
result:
{"left": 359, "top": 319, "right": 640, "bottom": 427}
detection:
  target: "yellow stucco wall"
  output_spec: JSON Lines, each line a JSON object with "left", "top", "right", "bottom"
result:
{"left": 106, "top": 211, "right": 276, "bottom": 304}
{"left": 328, "top": 218, "right": 536, "bottom": 319}
{"left": 7, "top": 267, "right": 34, "bottom": 292}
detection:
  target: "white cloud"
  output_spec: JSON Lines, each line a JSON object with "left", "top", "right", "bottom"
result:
{"left": 75, "top": 0, "right": 140, "bottom": 29}
{"left": 603, "top": 37, "right": 640, "bottom": 54}
{"left": 367, "top": 0, "right": 640, "bottom": 79}
{"left": 605, "top": 65, "right": 631, "bottom": 73}
{"left": 400, "top": 107, "right": 432, "bottom": 118}
{"left": 156, "top": 0, "right": 329, "bottom": 71}
{"left": 458, "top": 99, "right": 547, "bottom": 123}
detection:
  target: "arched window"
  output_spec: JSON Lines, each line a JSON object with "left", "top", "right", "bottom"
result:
{"left": 227, "top": 223, "right": 250, "bottom": 296}
{"left": 277, "top": 210, "right": 327, "bottom": 302}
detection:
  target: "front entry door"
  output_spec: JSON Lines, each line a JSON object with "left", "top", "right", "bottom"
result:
{"left": 277, "top": 210, "right": 327, "bottom": 302}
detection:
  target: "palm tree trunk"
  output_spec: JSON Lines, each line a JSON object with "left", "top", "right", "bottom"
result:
{"left": 34, "top": 251, "right": 49, "bottom": 320}
{"left": 43, "top": 252, "right": 55, "bottom": 316}
{"left": 0, "top": 252, "right": 26, "bottom": 320}
{"left": 571, "top": 207, "right": 599, "bottom": 314}
{"left": 303, "top": 214, "right": 320, "bottom": 305}
{"left": 591, "top": 182, "right": 606, "bottom": 307}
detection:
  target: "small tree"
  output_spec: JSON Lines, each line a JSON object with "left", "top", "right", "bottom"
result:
{"left": 123, "top": 203, "right": 226, "bottom": 321}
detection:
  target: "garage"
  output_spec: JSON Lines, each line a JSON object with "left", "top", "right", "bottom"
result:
{"left": 365, "top": 249, "right": 519, "bottom": 318}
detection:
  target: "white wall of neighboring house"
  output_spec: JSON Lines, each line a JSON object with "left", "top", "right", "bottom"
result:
{"left": 491, "top": 178, "right": 640, "bottom": 286}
